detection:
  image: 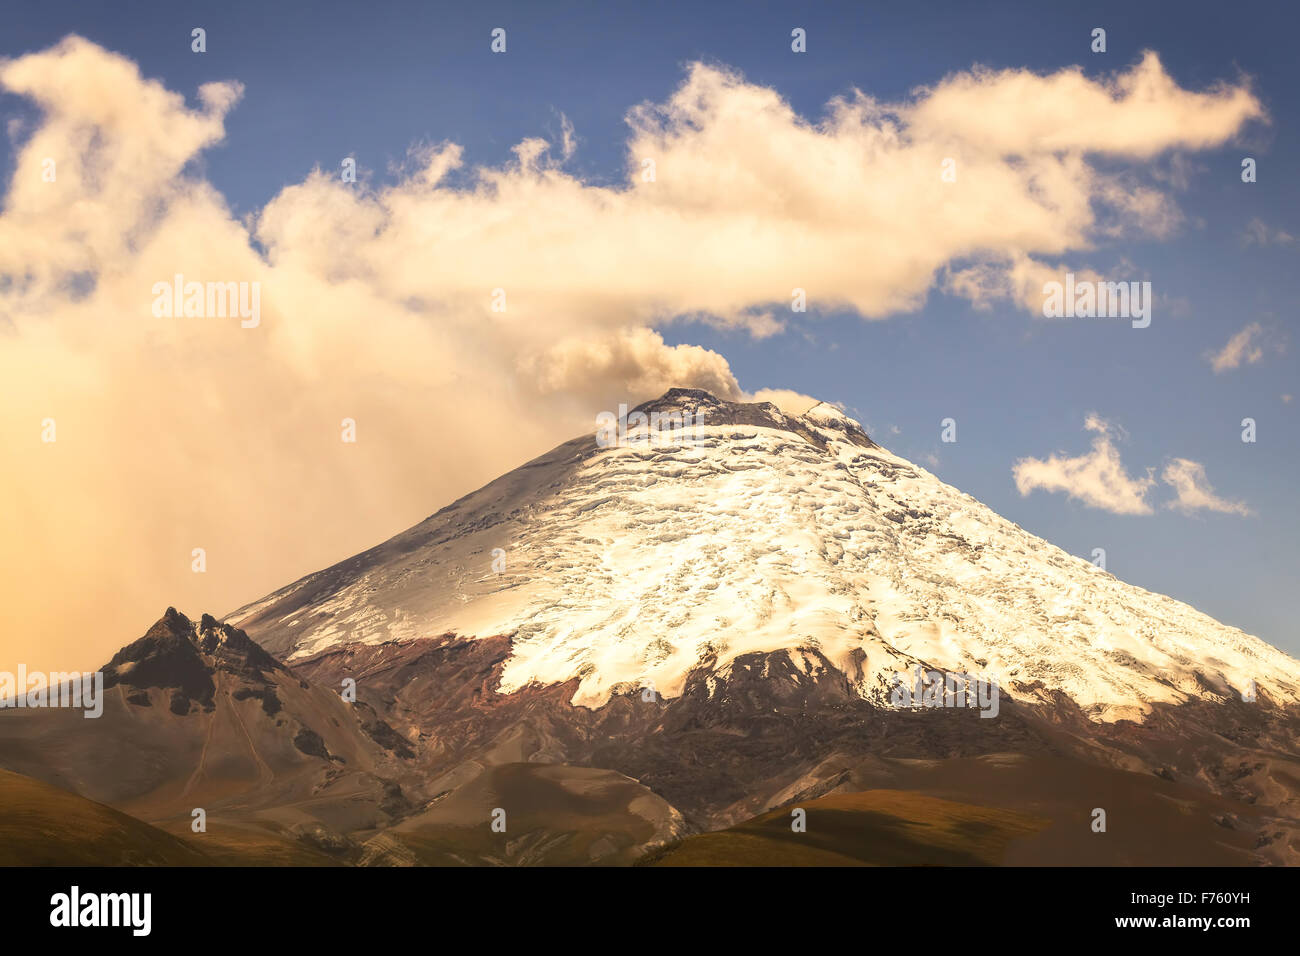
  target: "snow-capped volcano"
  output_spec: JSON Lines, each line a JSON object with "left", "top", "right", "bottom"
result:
{"left": 229, "top": 388, "right": 1300, "bottom": 721}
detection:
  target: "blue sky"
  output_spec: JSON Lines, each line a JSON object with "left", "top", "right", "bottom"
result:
{"left": 2, "top": 0, "right": 1297, "bottom": 661}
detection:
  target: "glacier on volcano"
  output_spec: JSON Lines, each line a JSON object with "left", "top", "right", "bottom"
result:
{"left": 228, "top": 389, "right": 1300, "bottom": 722}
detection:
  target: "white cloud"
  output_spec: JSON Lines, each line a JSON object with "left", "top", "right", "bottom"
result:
{"left": 1162, "top": 458, "right": 1252, "bottom": 516}
{"left": 1013, "top": 417, "right": 1155, "bottom": 515}
{"left": 1015, "top": 419, "right": 1252, "bottom": 518}
{"left": 1208, "top": 321, "right": 1279, "bottom": 373}
{"left": 946, "top": 255, "right": 1112, "bottom": 316}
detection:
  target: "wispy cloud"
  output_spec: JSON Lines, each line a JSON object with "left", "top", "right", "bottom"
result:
{"left": 1241, "top": 217, "right": 1296, "bottom": 247}
{"left": 1162, "top": 458, "right": 1252, "bottom": 516}
{"left": 1208, "top": 321, "right": 1281, "bottom": 373}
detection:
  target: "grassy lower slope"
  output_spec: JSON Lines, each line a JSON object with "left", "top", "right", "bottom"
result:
{"left": 0, "top": 769, "right": 213, "bottom": 866}
{"left": 644, "top": 789, "right": 1047, "bottom": 866}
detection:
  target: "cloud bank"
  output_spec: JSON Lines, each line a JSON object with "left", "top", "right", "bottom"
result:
{"left": 0, "top": 37, "right": 1263, "bottom": 669}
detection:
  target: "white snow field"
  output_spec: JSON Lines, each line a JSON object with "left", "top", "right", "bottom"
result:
{"left": 229, "top": 389, "right": 1300, "bottom": 721}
